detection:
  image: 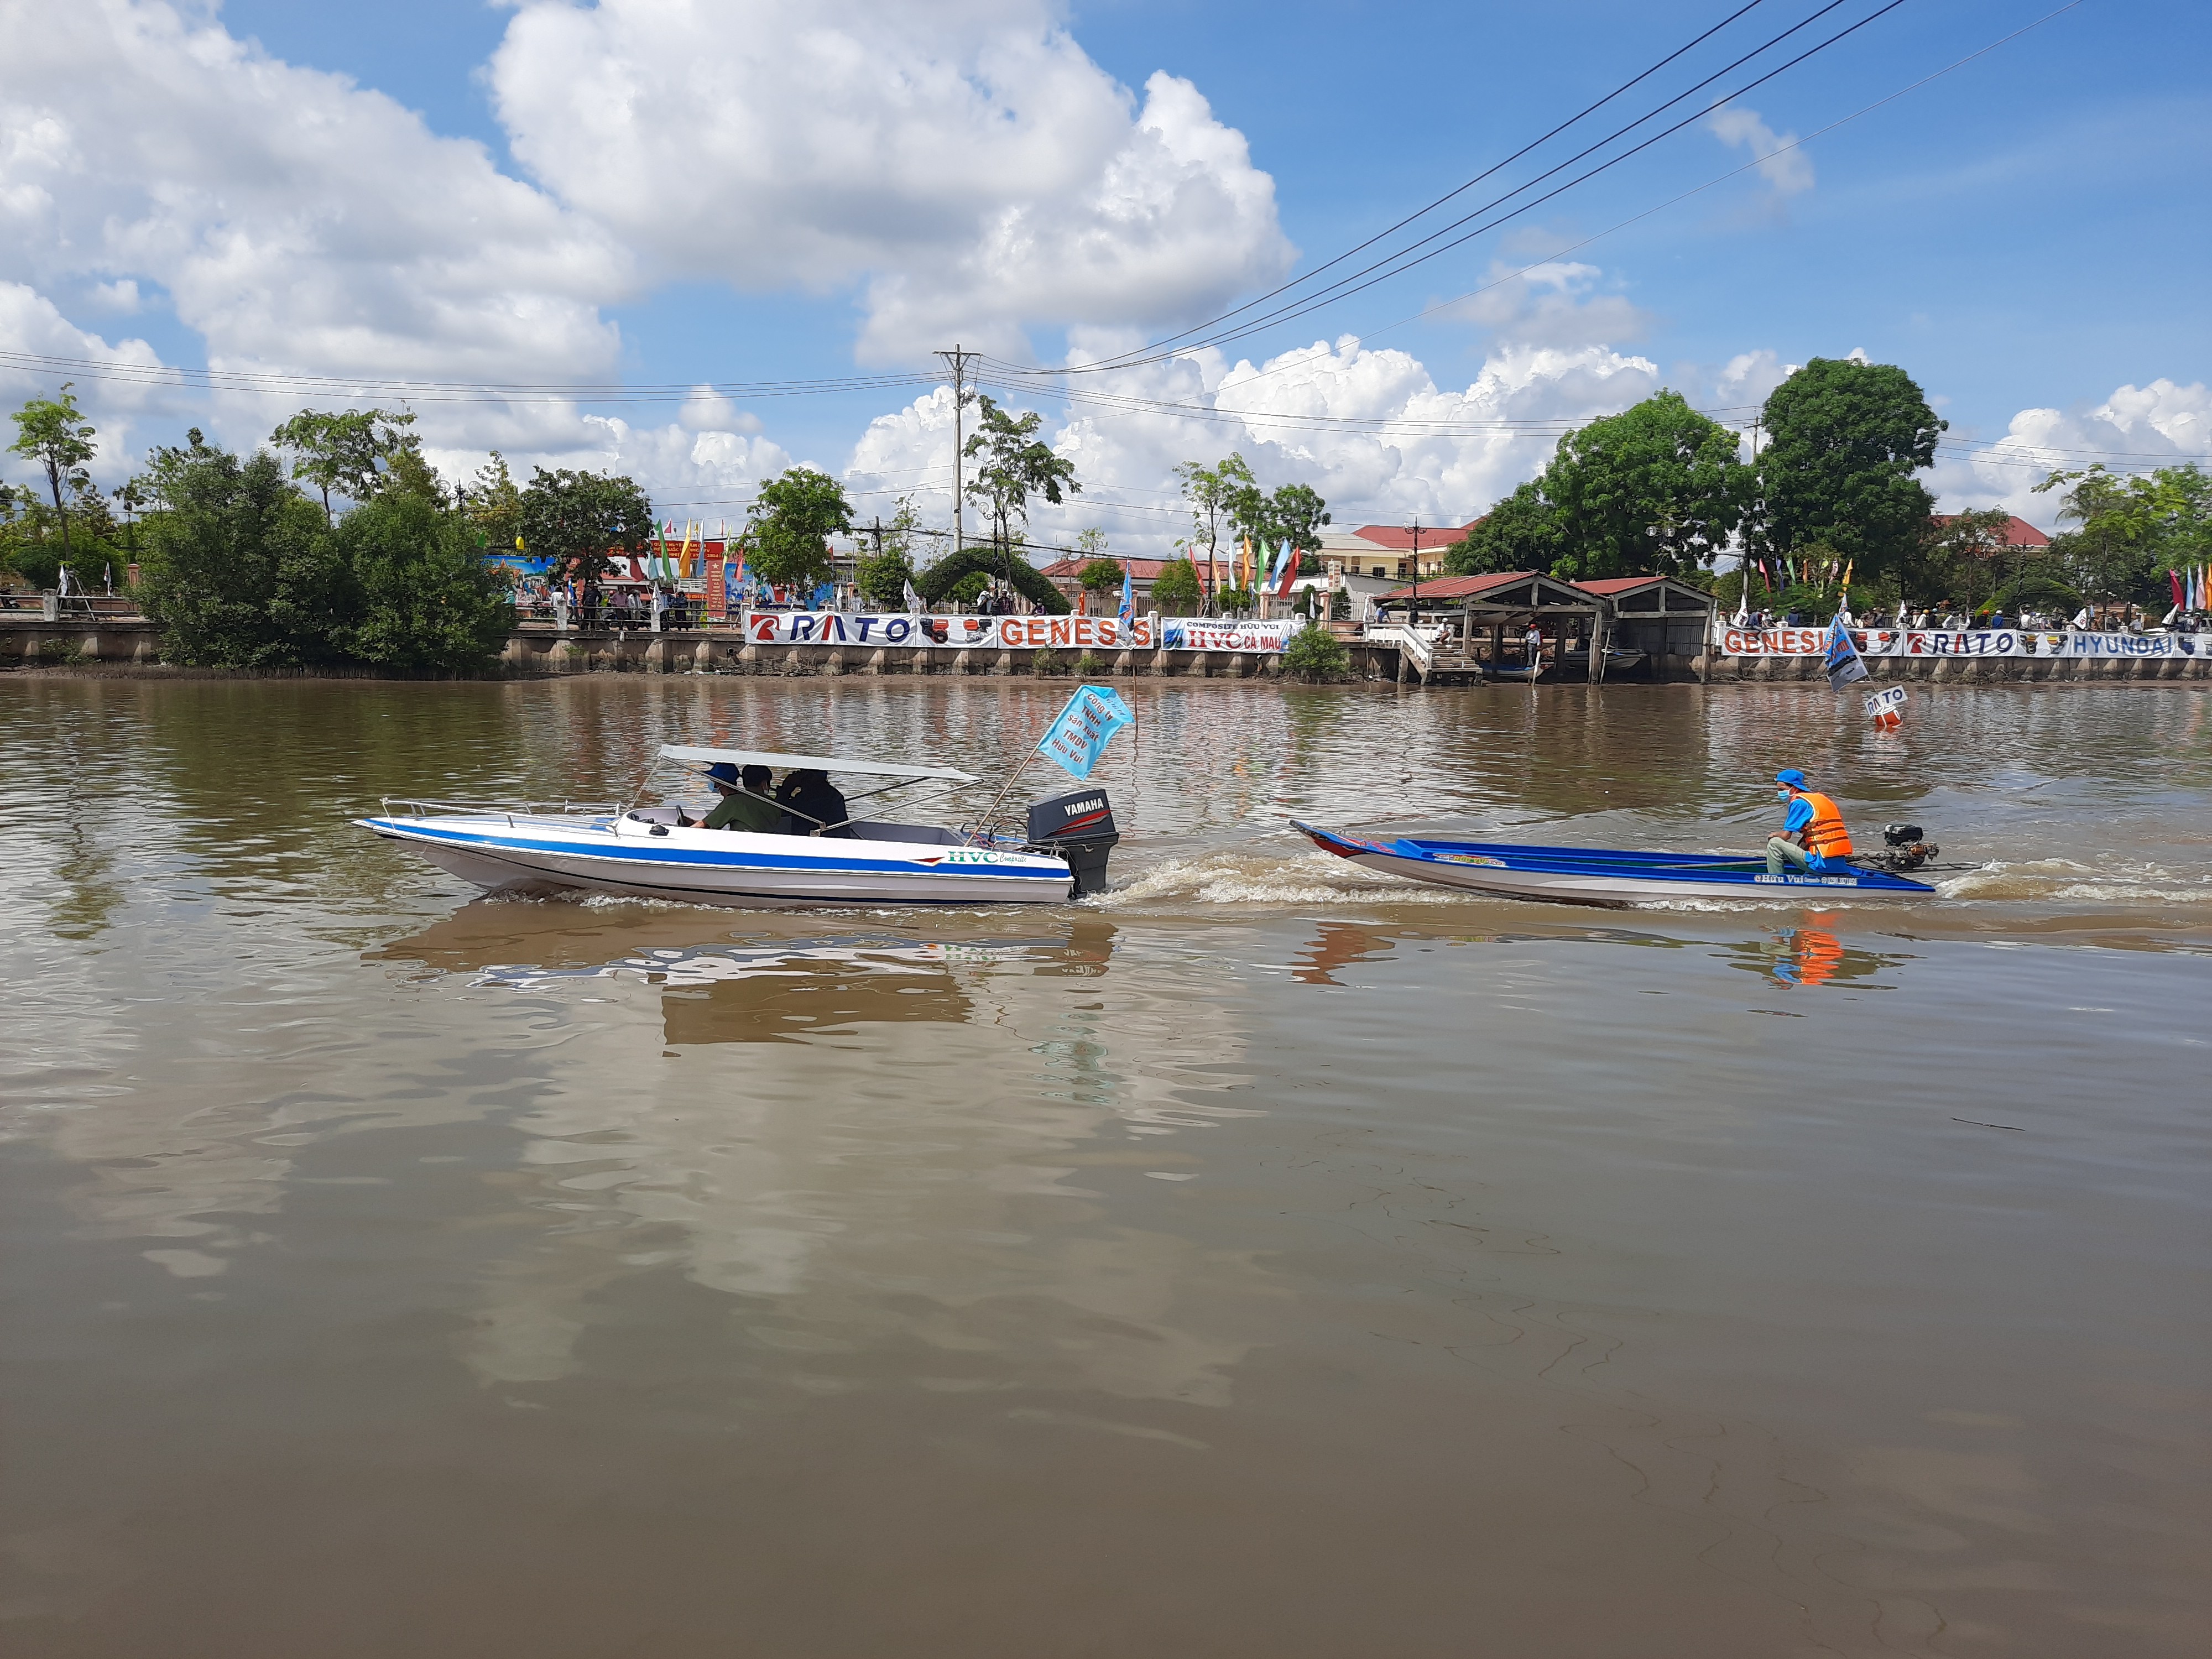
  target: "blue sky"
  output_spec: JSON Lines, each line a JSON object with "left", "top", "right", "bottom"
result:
{"left": 4, "top": 1, "right": 2208, "bottom": 548}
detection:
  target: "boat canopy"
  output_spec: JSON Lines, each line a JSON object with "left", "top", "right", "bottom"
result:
{"left": 657, "top": 744, "right": 977, "bottom": 784}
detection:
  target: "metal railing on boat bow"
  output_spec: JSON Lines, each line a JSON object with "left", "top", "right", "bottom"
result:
{"left": 378, "top": 796, "right": 621, "bottom": 829}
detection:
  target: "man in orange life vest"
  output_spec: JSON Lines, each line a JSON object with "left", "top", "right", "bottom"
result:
{"left": 1767, "top": 769, "right": 1854, "bottom": 875}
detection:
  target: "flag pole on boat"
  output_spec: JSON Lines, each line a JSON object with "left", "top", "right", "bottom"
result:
{"left": 967, "top": 684, "right": 1137, "bottom": 843}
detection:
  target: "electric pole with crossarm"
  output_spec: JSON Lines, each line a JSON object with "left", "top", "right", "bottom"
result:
{"left": 934, "top": 346, "right": 978, "bottom": 561}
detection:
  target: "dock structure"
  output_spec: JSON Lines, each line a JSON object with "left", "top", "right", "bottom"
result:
{"left": 1373, "top": 571, "right": 1680, "bottom": 684}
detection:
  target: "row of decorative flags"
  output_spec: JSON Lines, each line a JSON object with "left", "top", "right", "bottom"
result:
{"left": 1194, "top": 540, "right": 1302, "bottom": 598}
{"left": 2171, "top": 564, "right": 2210, "bottom": 612}
{"left": 1746, "top": 552, "right": 1853, "bottom": 592}
{"left": 643, "top": 519, "right": 723, "bottom": 582}
{"left": 517, "top": 523, "right": 1307, "bottom": 614}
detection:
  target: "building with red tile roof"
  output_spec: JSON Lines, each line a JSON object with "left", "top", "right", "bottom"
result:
{"left": 1929, "top": 514, "right": 2051, "bottom": 547}
{"left": 1316, "top": 521, "right": 1482, "bottom": 583}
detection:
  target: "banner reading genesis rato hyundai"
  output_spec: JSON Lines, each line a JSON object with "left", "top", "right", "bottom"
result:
{"left": 1717, "top": 627, "right": 2212, "bottom": 660}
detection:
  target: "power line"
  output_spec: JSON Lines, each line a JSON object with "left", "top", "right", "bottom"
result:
{"left": 1089, "top": 0, "right": 1780, "bottom": 367}
{"left": 1034, "top": 0, "right": 1901, "bottom": 374}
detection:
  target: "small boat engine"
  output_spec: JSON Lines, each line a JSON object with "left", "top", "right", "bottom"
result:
{"left": 1866, "top": 821, "right": 1939, "bottom": 873}
{"left": 1024, "top": 789, "right": 1119, "bottom": 896}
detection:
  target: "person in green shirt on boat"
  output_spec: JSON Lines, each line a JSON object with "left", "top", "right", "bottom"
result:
{"left": 700, "top": 763, "right": 782, "bottom": 833}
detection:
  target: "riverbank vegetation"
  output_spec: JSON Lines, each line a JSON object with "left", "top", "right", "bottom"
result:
{"left": 2, "top": 397, "right": 660, "bottom": 672}
{"left": 1443, "top": 355, "right": 2209, "bottom": 618}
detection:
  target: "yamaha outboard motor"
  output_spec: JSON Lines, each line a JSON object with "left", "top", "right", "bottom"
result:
{"left": 1024, "top": 789, "right": 1119, "bottom": 896}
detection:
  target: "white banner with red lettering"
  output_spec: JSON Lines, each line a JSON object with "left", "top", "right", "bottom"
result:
{"left": 1717, "top": 626, "right": 2212, "bottom": 660}
{"left": 745, "top": 612, "right": 1155, "bottom": 650}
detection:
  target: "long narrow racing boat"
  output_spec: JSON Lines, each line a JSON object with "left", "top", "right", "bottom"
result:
{"left": 1291, "top": 821, "right": 1936, "bottom": 907}
{"left": 361, "top": 745, "right": 1119, "bottom": 909}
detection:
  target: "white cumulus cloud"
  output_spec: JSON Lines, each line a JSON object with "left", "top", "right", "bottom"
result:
{"left": 488, "top": 0, "right": 1291, "bottom": 362}
{"left": 1933, "top": 378, "right": 2212, "bottom": 525}
{"left": 0, "top": 281, "right": 174, "bottom": 488}
{"left": 1707, "top": 104, "right": 1815, "bottom": 200}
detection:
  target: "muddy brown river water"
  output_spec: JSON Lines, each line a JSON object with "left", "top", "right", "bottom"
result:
{"left": 2, "top": 676, "right": 2207, "bottom": 1657}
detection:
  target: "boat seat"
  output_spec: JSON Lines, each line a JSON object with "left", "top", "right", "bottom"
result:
{"left": 848, "top": 820, "right": 963, "bottom": 846}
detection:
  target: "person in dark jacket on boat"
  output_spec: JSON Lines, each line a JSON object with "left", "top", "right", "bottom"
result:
{"left": 701, "top": 763, "right": 781, "bottom": 833}
{"left": 776, "top": 769, "right": 854, "bottom": 837}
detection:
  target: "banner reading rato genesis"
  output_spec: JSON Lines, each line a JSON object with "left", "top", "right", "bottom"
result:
{"left": 1717, "top": 627, "right": 2212, "bottom": 660}
{"left": 1160, "top": 618, "right": 1297, "bottom": 653}
{"left": 745, "top": 613, "right": 1155, "bottom": 650}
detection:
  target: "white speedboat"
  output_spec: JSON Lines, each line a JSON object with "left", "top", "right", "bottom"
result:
{"left": 360, "top": 744, "right": 1119, "bottom": 909}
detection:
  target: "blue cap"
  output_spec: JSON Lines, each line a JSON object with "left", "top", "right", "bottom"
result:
{"left": 1775, "top": 768, "right": 1807, "bottom": 788}
{"left": 705, "top": 761, "right": 739, "bottom": 786}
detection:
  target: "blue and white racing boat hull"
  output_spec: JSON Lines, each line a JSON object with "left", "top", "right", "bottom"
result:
{"left": 361, "top": 812, "right": 1080, "bottom": 908}
{"left": 1292, "top": 822, "right": 1937, "bottom": 907}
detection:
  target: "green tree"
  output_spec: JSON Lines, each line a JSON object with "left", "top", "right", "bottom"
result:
{"left": 2035, "top": 462, "right": 2211, "bottom": 608}
{"left": 1282, "top": 618, "right": 1350, "bottom": 680}
{"left": 1173, "top": 453, "right": 1256, "bottom": 611}
{"left": 268, "top": 408, "right": 428, "bottom": 524}
{"left": 915, "top": 546, "right": 1071, "bottom": 613}
{"left": 328, "top": 492, "right": 513, "bottom": 671}
{"left": 10, "top": 384, "right": 98, "bottom": 569}
{"left": 855, "top": 544, "right": 914, "bottom": 608}
{"left": 1078, "top": 558, "right": 1123, "bottom": 598}
{"left": 964, "top": 396, "right": 1080, "bottom": 582}
{"left": 1256, "top": 481, "right": 1332, "bottom": 559}
{"left": 1446, "top": 481, "right": 1558, "bottom": 575}
{"left": 1149, "top": 556, "right": 1201, "bottom": 613}
{"left": 462, "top": 451, "right": 524, "bottom": 554}
{"left": 1758, "top": 358, "right": 1945, "bottom": 579}
{"left": 1544, "top": 390, "right": 1748, "bottom": 580}
{"left": 854, "top": 494, "right": 926, "bottom": 607}
{"left": 518, "top": 466, "right": 655, "bottom": 581}
{"left": 137, "top": 444, "right": 345, "bottom": 667}
{"left": 1914, "top": 508, "right": 2016, "bottom": 615}
{"left": 747, "top": 466, "right": 853, "bottom": 590}
{"left": 110, "top": 476, "right": 149, "bottom": 562}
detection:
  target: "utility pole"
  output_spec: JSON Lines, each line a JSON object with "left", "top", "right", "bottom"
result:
{"left": 934, "top": 346, "right": 977, "bottom": 560}
{"left": 1407, "top": 515, "right": 1422, "bottom": 620}
{"left": 1747, "top": 416, "right": 1763, "bottom": 601}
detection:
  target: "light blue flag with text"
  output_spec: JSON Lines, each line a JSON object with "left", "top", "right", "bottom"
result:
{"left": 1036, "top": 684, "right": 1136, "bottom": 780}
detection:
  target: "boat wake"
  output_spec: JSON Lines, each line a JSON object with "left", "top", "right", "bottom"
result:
{"left": 1936, "top": 858, "right": 2212, "bottom": 904}
{"left": 1100, "top": 848, "right": 1483, "bottom": 909}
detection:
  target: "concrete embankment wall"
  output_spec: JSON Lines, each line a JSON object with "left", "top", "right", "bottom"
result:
{"left": 8, "top": 617, "right": 2207, "bottom": 683}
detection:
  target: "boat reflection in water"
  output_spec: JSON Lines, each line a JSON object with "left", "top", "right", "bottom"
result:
{"left": 368, "top": 904, "right": 1264, "bottom": 1402}
{"left": 380, "top": 902, "right": 1116, "bottom": 1046}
